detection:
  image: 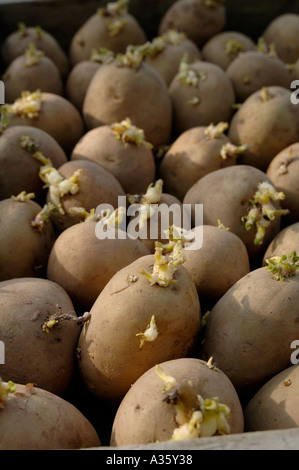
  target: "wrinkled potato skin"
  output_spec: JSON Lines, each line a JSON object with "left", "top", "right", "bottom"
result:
{"left": 266, "top": 143, "right": 299, "bottom": 225}
{"left": 1, "top": 26, "right": 69, "bottom": 78}
{"left": 159, "top": 126, "right": 234, "bottom": 201}
{"left": 0, "top": 383, "right": 101, "bottom": 450}
{"left": 0, "top": 125, "right": 67, "bottom": 203}
{"left": 66, "top": 61, "right": 101, "bottom": 111}
{"left": 83, "top": 61, "right": 172, "bottom": 150}
{"left": 183, "top": 165, "right": 282, "bottom": 261}
{"left": 169, "top": 61, "right": 235, "bottom": 137}
{"left": 71, "top": 125, "right": 156, "bottom": 194}
{"left": 159, "top": 0, "right": 226, "bottom": 46}
{"left": 228, "top": 86, "right": 299, "bottom": 172}
{"left": 200, "top": 268, "right": 299, "bottom": 397}
{"left": 6, "top": 92, "right": 84, "bottom": 154}
{"left": 110, "top": 358, "right": 244, "bottom": 446}
{"left": 244, "top": 365, "right": 299, "bottom": 432}
{"left": 47, "top": 220, "right": 150, "bottom": 312}
{"left": 0, "top": 198, "right": 56, "bottom": 281}
{"left": 0, "top": 278, "right": 80, "bottom": 395}
{"left": 69, "top": 12, "right": 147, "bottom": 66}
{"left": 262, "top": 222, "right": 299, "bottom": 265}
{"left": 226, "top": 51, "right": 292, "bottom": 102}
{"left": 202, "top": 31, "right": 255, "bottom": 70}
{"left": 184, "top": 225, "right": 250, "bottom": 301}
{"left": 46, "top": 159, "right": 125, "bottom": 232}
{"left": 78, "top": 255, "right": 201, "bottom": 403}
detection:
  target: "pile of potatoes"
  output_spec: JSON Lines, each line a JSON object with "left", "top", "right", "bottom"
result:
{"left": 1, "top": 0, "right": 299, "bottom": 450}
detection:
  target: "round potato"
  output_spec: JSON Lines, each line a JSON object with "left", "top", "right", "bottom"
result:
{"left": 158, "top": 0, "right": 226, "bottom": 47}
{"left": 228, "top": 86, "right": 299, "bottom": 172}
{"left": 71, "top": 118, "right": 156, "bottom": 194}
{"left": 77, "top": 249, "right": 201, "bottom": 403}
{"left": 244, "top": 365, "right": 299, "bottom": 432}
{"left": 0, "top": 277, "right": 85, "bottom": 396}
{"left": 0, "top": 381, "right": 100, "bottom": 450}
{"left": 202, "top": 30, "right": 255, "bottom": 70}
{"left": 262, "top": 222, "right": 299, "bottom": 265}
{"left": 169, "top": 59, "right": 235, "bottom": 137}
{"left": 262, "top": 14, "right": 299, "bottom": 64}
{"left": 0, "top": 125, "right": 67, "bottom": 203}
{"left": 110, "top": 357, "right": 244, "bottom": 446}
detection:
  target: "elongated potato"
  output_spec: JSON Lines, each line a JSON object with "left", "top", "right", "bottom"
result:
{"left": 77, "top": 249, "right": 201, "bottom": 403}
{"left": 110, "top": 357, "right": 244, "bottom": 446}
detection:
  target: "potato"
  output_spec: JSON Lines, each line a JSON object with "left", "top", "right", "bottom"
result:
{"left": 183, "top": 165, "right": 288, "bottom": 263}
{"left": 43, "top": 159, "right": 125, "bottom": 232}
{"left": 110, "top": 357, "right": 244, "bottom": 446}
{"left": 82, "top": 51, "right": 172, "bottom": 150}
{"left": 266, "top": 143, "right": 299, "bottom": 225}
{"left": 47, "top": 209, "right": 150, "bottom": 312}
{"left": 1, "top": 23, "right": 69, "bottom": 78}
{"left": 77, "top": 248, "right": 201, "bottom": 403}
{"left": 183, "top": 224, "right": 250, "bottom": 302}
{"left": 3, "top": 90, "right": 84, "bottom": 154}
{"left": 0, "top": 380, "right": 101, "bottom": 449}
{"left": 158, "top": 0, "right": 226, "bottom": 47}
{"left": 202, "top": 31, "right": 255, "bottom": 70}
{"left": 3, "top": 43, "right": 63, "bottom": 103}
{"left": 226, "top": 51, "right": 291, "bottom": 102}
{"left": 169, "top": 59, "right": 235, "bottom": 137}
{"left": 0, "top": 125, "right": 67, "bottom": 203}
{"left": 65, "top": 48, "right": 115, "bottom": 112}
{"left": 0, "top": 277, "right": 87, "bottom": 396}
{"left": 0, "top": 192, "right": 56, "bottom": 281}
{"left": 70, "top": 118, "right": 156, "bottom": 194}
{"left": 69, "top": 0, "right": 147, "bottom": 66}
{"left": 228, "top": 86, "right": 299, "bottom": 172}
{"left": 262, "top": 222, "right": 299, "bottom": 265}
{"left": 200, "top": 255, "right": 299, "bottom": 399}
{"left": 144, "top": 29, "right": 201, "bottom": 86}
{"left": 244, "top": 365, "right": 299, "bottom": 432}
{"left": 158, "top": 122, "right": 240, "bottom": 201}
{"left": 263, "top": 14, "right": 299, "bottom": 64}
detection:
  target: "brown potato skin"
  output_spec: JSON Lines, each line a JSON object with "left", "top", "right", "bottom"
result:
{"left": 228, "top": 86, "right": 299, "bottom": 172}
{"left": 0, "top": 383, "right": 101, "bottom": 450}
{"left": 6, "top": 92, "right": 84, "bottom": 154}
{"left": 263, "top": 14, "right": 299, "bottom": 64}
{"left": 200, "top": 267, "right": 299, "bottom": 398}
{"left": 46, "top": 159, "right": 125, "bottom": 232}
{"left": 1, "top": 26, "right": 69, "bottom": 78}
{"left": 71, "top": 125, "right": 156, "bottom": 194}
{"left": 47, "top": 220, "right": 150, "bottom": 312}
{"left": 110, "top": 357, "right": 244, "bottom": 446}
{"left": 169, "top": 61, "right": 235, "bottom": 137}
{"left": 82, "top": 61, "right": 172, "bottom": 150}
{"left": 158, "top": 125, "right": 234, "bottom": 201}
{"left": 183, "top": 165, "right": 282, "bottom": 262}
{"left": 158, "top": 0, "right": 226, "bottom": 46}
{"left": 78, "top": 255, "right": 201, "bottom": 403}
{"left": 262, "top": 222, "right": 299, "bottom": 265}
{"left": 202, "top": 31, "right": 255, "bottom": 70}
{"left": 3, "top": 55, "right": 63, "bottom": 103}
{"left": 183, "top": 225, "right": 250, "bottom": 302}
{"left": 266, "top": 143, "right": 299, "bottom": 225}
{"left": 0, "top": 278, "right": 80, "bottom": 395}
{"left": 0, "top": 198, "right": 56, "bottom": 281}
{"left": 0, "top": 125, "right": 67, "bottom": 203}
{"left": 226, "top": 51, "right": 292, "bottom": 103}
{"left": 244, "top": 365, "right": 299, "bottom": 432}
{"left": 65, "top": 60, "right": 101, "bottom": 111}
{"left": 69, "top": 12, "right": 147, "bottom": 66}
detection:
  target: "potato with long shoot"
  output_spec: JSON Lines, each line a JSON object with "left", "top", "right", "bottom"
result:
{"left": 77, "top": 244, "right": 201, "bottom": 403}
{"left": 71, "top": 117, "right": 156, "bottom": 194}
{"left": 0, "top": 380, "right": 100, "bottom": 450}
{"left": 110, "top": 357, "right": 244, "bottom": 446}
{"left": 200, "top": 251, "right": 299, "bottom": 398}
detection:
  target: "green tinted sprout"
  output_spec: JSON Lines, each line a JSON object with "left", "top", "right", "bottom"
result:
{"left": 265, "top": 251, "right": 299, "bottom": 281}
{"left": 111, "top": 117, "right": 153, "bottom": 149}
{"left": 177, "top": 59, "right": 206, "bottom": 87}
{"left": 140, "top": 243, "right": 186, "bottom": 287}
{"left": 90, "top": 47, "right": 115, "bottom": 63}
{"left": 136, "top": 315, "right": 159, "bottom": 349}
{"left": 3, "top": 90, "right": 42, "bottom": 118}
{"left": 24, "top": 42, "right": 44, "bottom": 66}
{"left": 11, "top": 190, "right": 35, "bottom": 202}
{"left": 204, "top": 122, "right": 228, "bottom": 139}
{"left": 31, "top": 203, "right": 58, "bottom": 232}
{"left": 0, "top": 379, "right": 16, "bottom": 409}
{"left": 223, "top": 38, "right": 245, "bottom": 55}
{"left": 220, "top": 142, "right": 250, "bottom": 160}
{"left": 42, "top": 305, "right": 91, "bottom": 333}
